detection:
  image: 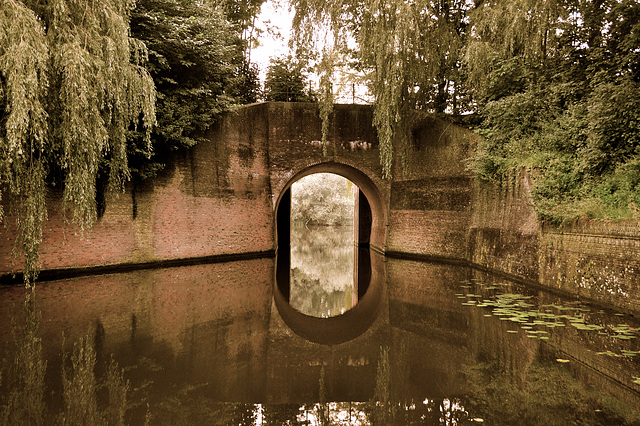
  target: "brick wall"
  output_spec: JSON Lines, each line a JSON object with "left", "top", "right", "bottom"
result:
{"left": 0, "top": 104, "right": 275, "bottom": 278}
{"left": 387, "top": 114, "right": 476, "bottom": 260}
{"left": 2, "top": 102, "right": 638, "bottom": 315}
{"left": 540, "top": 221, "right": 640, "bottom": 313}
{"left": 468, "top": 168, "right": 640, "bottom": 315}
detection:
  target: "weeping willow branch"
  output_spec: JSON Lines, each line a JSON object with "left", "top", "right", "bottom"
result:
{"left": 318, "top": 49, "right": 335, "bottom": 156}
{"left": 291, "top": 0, "right": 469, "bottom": 179}
{"left": 0, "top": 0, "right": 156, "bottom": 285}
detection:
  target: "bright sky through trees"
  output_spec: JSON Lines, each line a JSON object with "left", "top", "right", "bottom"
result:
{"left": 252, "top": 1, "right": 293, "bottom": 82}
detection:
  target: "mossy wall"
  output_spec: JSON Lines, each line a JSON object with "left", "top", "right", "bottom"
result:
{"left": 1, "top": 102, "right": 638, "bottom": 315}
{"left": 468, "top": 168, "right": 640, "bottom": 315}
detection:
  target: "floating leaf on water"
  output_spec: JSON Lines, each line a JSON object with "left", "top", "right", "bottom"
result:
{"left": 572, "top": 323, "right": 601, "bottom": 331}
{"left": 613, "top": 335, "right": 635, "bottom": 340}
{"left": 527, "top": 330, "right": 548, "bottom": 334}
{"left": 556, "top": 359, "right": 570, "bottom": 363}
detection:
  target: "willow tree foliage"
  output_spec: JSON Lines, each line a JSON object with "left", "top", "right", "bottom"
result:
{"left": 292, "top": 0, "right": 640, "bottom": 222}
{"left": 0, "top": 0, "right": 156, "bottom": 284}
{"left": 291, "top": 0, "right": 470, "bottom": 178}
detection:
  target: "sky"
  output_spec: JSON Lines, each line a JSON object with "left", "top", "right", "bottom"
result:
{"left": 251, "top": 0, "right": 294, "bottom": 82}
{"left": 250, "top": 0, "right": 372, "bottom": 103}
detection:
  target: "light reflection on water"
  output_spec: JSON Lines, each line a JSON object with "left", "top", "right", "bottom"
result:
{"left": 0, "top": 257, "right": 639, "bottom": 425}
{"left": 290, "top": 224, "right": 355, "bottom": 317}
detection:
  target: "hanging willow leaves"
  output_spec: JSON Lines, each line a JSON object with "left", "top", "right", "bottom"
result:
{"left": 0, "top": 0, "right": 156, "bottom": 285}
{"left": 291, "top": 0, "right": 469, "bottom": 178}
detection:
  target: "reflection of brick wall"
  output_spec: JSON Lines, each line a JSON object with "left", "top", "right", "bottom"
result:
{"left": 0, "top": 259, "right": 274, "bottom": 403}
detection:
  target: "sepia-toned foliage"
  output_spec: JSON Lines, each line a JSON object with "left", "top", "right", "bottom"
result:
{"left": 291, "top": 0, "right": 640, "bottom": 222}
{"left": 128, "top": 0, "right": 236, "bottom": 179}
{"left": 264, "top": 55, "right": 315, "bottom": 102}
{"left": 290, "top": 0, "right": 470, "bottom": 178}
{"left": 0, "top": 0, "right": 156, "bottom": 284}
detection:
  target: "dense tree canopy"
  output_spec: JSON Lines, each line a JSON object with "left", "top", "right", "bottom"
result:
{"left": 291, "top": 0, "right": 640, "bottom": 221}
{"left": 264, "top": 55, "right": 315, "bottom": 102}
{"left": 216, "top": 0, "right": 265, "bottom": 104}
{"left": 468, "top": 0, "right": 640, "bottom": 222}
{"left": 128, "top": 0, "right": 236, "bottom": 179}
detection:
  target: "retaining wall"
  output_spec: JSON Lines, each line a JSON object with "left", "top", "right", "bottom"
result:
{"left": 1, "top": 102, "right": 638, "bottom": 315}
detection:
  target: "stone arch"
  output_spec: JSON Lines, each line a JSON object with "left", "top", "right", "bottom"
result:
{"left": 272, "top": 161, "right": 386, "bottom": 344}
{"left": 273, "top": 161, "right": 386, "bottom": 254}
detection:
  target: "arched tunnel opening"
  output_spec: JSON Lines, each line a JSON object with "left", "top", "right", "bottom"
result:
{"left": 275, "top": 173, "right": 373, "bottom": 317}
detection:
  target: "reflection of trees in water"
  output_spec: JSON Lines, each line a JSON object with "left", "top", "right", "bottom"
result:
{"left": 290, "top": 225, "right": 354, "bottom": 317}
{"left": 0, "top": 292, "right": 130, "bottom": 425}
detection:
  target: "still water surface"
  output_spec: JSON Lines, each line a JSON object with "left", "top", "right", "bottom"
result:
{"left": 1, "top": 245, "right": 640, "bottom": 424}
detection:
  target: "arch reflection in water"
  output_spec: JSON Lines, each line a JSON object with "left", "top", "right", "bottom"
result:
{"left": 290, "top": 224, "right": 355, "bottom": 317}
{"left": 285, "top": 173, "right": 370, "bottom": 318}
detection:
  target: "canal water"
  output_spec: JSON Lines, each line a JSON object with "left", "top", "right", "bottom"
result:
{"left": 1, "top": 241, "right": 640, "bottom": 424}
